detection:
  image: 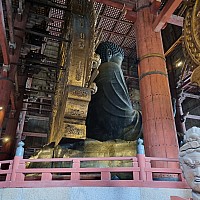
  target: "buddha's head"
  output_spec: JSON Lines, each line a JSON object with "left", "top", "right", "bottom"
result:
{"left": 96, "top": 41, "right": 124, "bottom": 65}
{"left": 179, "top": 127, "right": 200, "bottom": 195}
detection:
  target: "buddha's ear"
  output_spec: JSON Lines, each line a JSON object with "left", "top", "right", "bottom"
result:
{"left": 106, "top": 48, "right": 112, "bottom": 62}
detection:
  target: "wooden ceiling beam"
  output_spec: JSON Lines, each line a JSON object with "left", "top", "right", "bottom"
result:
{"left": 98, "top": 14, "right": 133, "bottom": 25}
{"left": 23, "top": 131, "right": 48, "bottom": 138}
{"left": 152, "top": 0, "right": 183, "bottom": 32}
{"left": 164, "top": 35, "right": 183, "bottom": 57}
{"left": 186, "top": 114, "right": 200, "bottom": 120}
{"left": 101, "top": 29, "right": 133, "bottom": 40}
{"left": 94, "top": 0, "right": 137, "bottom": 22}
{"left": 168, "top": 14, "right": 183, "bottom": 27}
{"left": 94, "top": 0, "right": 133, "bottom": 11}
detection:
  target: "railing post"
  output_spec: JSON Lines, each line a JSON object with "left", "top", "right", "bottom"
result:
{"left": 71, "top": 158, "right": 80, "bottom": 180}
{"left": 137, "top": 138, "right": 147, "bottom": 181}
{"left": 11, "top": 141, "right": 25, "bottom": 182}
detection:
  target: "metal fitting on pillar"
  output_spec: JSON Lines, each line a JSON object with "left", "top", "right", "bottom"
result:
{"left": 9, "top": 41, "right": 16, "bottom": 50}
{"left": 17, "top": 0, "right": 25, "bottom": 21}
{"left": 2, "top": 64, "right": 10, "bottom": 72}
{"left": 9, "top": 42, "right": 16, "bottom": 55}
{"left": 10, "top": 110, "right": 16, "bottom": 118}
{"left": 18, "top": 0, "right": 24, "bottom": 14}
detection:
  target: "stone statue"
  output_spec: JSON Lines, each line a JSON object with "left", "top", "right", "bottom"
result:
{"left": 86, "top": 41, "right": 142, "bottom": 141}
{"left": 179, "top": 127, "right": 200, "bottom": 200}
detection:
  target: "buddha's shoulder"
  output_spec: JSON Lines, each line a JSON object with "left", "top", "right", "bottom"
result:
{"left": 99, "top": 62, "right": 120, "bottom": 70}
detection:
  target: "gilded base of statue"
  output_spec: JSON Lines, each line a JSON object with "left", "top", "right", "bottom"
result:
{"left": 28, "top": 139, "right": 137, "bottom": 172}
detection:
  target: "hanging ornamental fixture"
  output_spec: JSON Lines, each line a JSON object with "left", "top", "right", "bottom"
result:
{"left": 182, "top": 0, "right": 200, "bottom": 86}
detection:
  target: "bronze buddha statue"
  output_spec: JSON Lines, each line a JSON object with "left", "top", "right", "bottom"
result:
{"left": 28, "top": 42, "right": 141, "bottom": 164}
{"left": 86, "top": 41, "right": 142, "bottom": 141}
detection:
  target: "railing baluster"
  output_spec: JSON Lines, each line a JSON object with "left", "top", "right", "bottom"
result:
{"left": 101, "top": 171, "right": 110, "bottom": 180}
{"left": 41, "top": 173, "right": 52, "bottom": 181}
{"left": 132, "top": 158, "right": 139, "bottom": 181}
{"left": 71, "top": 158, "right": 80, "bottom": 180}
{"left": 145, "top": 158, "right": 152, "bottom": 181}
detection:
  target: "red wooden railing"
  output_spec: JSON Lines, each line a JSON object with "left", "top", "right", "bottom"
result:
{"left": 171, "top": 197, "right": 192, "bottom": 200}
{"left": 0, "top": 155, "right": 190, "bottom": 188}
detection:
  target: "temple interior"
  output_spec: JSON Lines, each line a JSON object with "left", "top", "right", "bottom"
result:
{"left": 1, "top": 2, "right": 200, "bottom": 198}
{"left": 0, "top": 0, "right": 199, "bottom": 162}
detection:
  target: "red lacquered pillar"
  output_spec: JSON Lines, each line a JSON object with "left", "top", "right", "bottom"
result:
{"left": 135, "top": 0, "right": 179, "bottom": 168}
{"left": 0, "top": 79, "right": 13, "bottom": 135}
{"left": 0, "top": 5, "right": 29, "bottom": 160}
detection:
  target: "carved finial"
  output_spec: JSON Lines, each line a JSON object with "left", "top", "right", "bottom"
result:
{"left": 15, "top": 141, "right": 25, "bottom": 156}
{"left": 137, "top": 138, "right": 145, "bottom": 154}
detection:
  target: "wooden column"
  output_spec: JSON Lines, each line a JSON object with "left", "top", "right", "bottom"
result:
{"left": 135, "top": 0, "right": 179, "bottom": 167}
{"left": 0, "top": 79, "right": 13, "bottom": 136}
{"left": 0, "top": 5, "right": 29, "bottom": 160}
{"left": 0, "top": 76, "right": 26, "bottom": 160}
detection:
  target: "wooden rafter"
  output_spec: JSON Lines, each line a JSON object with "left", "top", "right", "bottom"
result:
{"left": 153, "top": 0, "right": 183, "bottom": 32}
{"left": 94, "top": 0, "right": 133, "bottom": 11}
{"left": 94, "top": 0, "right": 137, "bottom": 22}
{"left": 168, "top": 14, "right": 183, "bottom": 27}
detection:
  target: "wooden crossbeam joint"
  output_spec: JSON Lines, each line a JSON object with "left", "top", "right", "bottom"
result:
{"left": 150, "top": 0, "right": 161, "bottom": 15}
{"left": 153, "top": 0, "right": 183, "bottom": 32}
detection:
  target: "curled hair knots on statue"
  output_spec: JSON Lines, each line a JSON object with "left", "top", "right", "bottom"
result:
{"left": 95, "top": 41, "right": 125, "bottom": 63}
